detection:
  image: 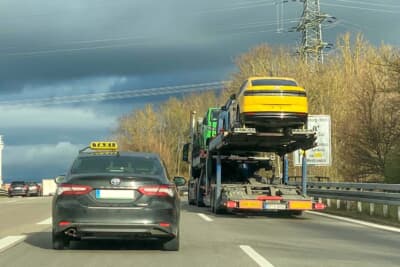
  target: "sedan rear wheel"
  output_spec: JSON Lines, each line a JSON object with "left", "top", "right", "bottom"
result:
{"left": 52, "top": 231, "right": 69, "bottom": 250}
{"left": 162, "top": 230, "right": 180, "bottom": 251}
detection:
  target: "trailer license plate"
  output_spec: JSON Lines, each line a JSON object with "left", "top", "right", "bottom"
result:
{"left": 239, "top": 200, "right": 262, "bottom": 209}
{"left": 288, "top": 201, "right": 312, "bottom": 210}
{"left": 95, "top": 189, "right": 135, "bottom": 200}
{"left": 264, "top": 203, "right": 286, "bottom": 210}
{"left": 233, "top": 128, "right": 256, "bottom": 134}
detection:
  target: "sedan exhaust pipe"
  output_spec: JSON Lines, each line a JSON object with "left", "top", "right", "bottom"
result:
{"left": 64, "top": 228, "right": 77, "bottom": 237}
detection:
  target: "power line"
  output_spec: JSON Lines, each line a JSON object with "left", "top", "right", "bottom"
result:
{"left": 196, "top": 1, "right": 276, "bottom": 14}
{"left": 1, "top": 41, "right": 150, "bottom": 57}
{"left": 327, "top": 0, "right": 400, "bottom": 9}
{"left": 321, "top": 2, "right": 400, "bottom": 14}
{"left": 0, "top": 82, "right": 225, "bottom": 107}
{"left": 227, "top": 19, "right": 298, "bottom": 31}
{"left": 228, "top": 18, "right": 299, "bottom": 28}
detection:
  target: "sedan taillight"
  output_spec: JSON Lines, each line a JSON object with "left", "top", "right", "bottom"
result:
{"left": 138, "top": 185, "right": 174, "bottom": 197}
{"left": 57, "top": 184, "right": 92, "bottom": 196}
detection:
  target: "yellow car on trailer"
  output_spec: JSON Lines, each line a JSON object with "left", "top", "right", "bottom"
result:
{"left": 236, "top": 76, "right": 308, "bottom": 133}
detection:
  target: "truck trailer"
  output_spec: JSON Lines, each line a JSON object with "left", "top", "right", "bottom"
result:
{"left": 184, "top": 111, "right": 325, "bottom": 215}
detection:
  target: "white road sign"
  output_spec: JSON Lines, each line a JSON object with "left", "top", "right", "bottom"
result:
{"left": 294, "top": 115, "right": 331, "bottom": 166}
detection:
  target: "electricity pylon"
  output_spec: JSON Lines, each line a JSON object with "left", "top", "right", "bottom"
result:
{"left": 296, "top": 0, "right": 333, "bottom": 64}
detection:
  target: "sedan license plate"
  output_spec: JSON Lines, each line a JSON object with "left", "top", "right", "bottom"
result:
{"left": 263, "top": 203, "right": 286, "bottom": 210}
{"left": 239, "top": 200, "right": 262, "bottom": 209}
{"left": 95, "top": 189, "right": 134, "bottom": 200}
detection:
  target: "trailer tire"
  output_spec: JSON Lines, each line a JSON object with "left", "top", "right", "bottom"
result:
{"left": 214, "top": 207, "right": 226, "bottom": 215}
{"left": 288, "top": 210, "right": 303, "bottom": 216}
{"left": 188, "top": 198, "right": 195, "bottom": 205}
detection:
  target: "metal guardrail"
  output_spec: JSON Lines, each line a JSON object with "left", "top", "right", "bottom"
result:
{"left": 290, "top": 182, "right": 400, "bottom": 206}
{"left": 0, "top": 189, "right": 8, "bottom": 197}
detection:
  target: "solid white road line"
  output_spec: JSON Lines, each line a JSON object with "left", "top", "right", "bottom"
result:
{"left": 197, "top": 213, "right": 213, "bottom": 222}
{"left": 307, "top": 211, "right": 400, "bottom": 233}
{"left": 0, "top": 235, "right": 26, "bottom": 253}
{"left": 239, "top": 245, "right": 275, "bottom": 267}
{"left": 37, "top": 217, "right": 52, "bottom": 225}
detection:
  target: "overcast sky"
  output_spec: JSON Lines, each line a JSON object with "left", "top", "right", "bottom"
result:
{"left": 1, "top": 0, "right": 399, "bottom": 182}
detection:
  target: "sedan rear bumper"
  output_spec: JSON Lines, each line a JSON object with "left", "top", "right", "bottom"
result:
{"left": 55, "top": 222, "right": 176, "bottom": 240}
{"left": 242, "top": 112, "right": 307, "bottom": 128}
{"left": 8, "top": 191, "right": 28, "bottom": 196}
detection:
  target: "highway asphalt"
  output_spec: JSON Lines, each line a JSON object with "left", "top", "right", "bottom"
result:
{"left": 0, "top": 196, "right": 399, "bottom": 267}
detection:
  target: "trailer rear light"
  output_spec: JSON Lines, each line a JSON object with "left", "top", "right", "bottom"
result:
{"left": 256, "top": 196, "right": 283, "bottom": 201}
{"left": 226, "top": 201, "right": 237, "bottom": 208}
{"left": 138, "top": 185, "right": 174, "bottom": 197}
{"left": 58, "top": 221, "right": 71, "bottom": 226}
{"left": 57, "top": 184, "right": 92, "bottom": 195}
{"left": 314, "top": 202, "right": 326, "bottom": 210}
{"left": 159, "top": 222, "right": 171, "bottom": 227}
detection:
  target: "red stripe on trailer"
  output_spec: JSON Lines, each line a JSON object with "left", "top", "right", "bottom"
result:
{"left": 256, "top": 196, "right": 283, "bottom": 201}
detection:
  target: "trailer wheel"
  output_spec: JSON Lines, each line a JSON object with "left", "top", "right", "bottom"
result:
{"left": 188, "top": 197, "right": 195, "bottom": 205}
{"left": 214, "top": 206, "right": 226, "bottom": 215}
{"left": 196, "top": 197, "right": 205, "bottom": 207}
{"left": 288, "top": 211, "right": 303, "bottom": 216}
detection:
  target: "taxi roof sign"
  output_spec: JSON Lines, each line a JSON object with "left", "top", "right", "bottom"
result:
{"left": 90, "top": 141, "right": 118, "bottom": 151}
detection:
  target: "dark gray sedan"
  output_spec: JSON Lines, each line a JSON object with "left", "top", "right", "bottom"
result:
{"left": 52, "top": 147, "right": 185, "bottom": 251}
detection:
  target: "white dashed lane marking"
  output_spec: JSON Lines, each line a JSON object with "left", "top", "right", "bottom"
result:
{"left": 0, "top": 236, "right": 26, "bottom": 253}
{"left": 197, "top": 213, "right": 213, "bottom": 222}
{"left": 36, "top": 217, "right": 52, "bottom": 225}
{"left": 240, "top": 245, "right": 275, "bottom": 267}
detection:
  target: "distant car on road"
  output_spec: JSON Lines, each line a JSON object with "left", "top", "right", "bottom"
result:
{"left": 52, "top": 141, "right": 186, "bottom": 251}
{"left": 8, "top": 181, "right": 28, "bottom": 197}
{"left": 27, "top": 182, "right": 42, "bottom": 196}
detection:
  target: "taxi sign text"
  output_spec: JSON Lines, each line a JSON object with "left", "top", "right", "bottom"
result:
{"left": 90, "top": 141, "right": 118, "bottom": 150}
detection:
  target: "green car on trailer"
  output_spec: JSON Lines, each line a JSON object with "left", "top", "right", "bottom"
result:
{"left": 201, "top": 108, "right": 221, "bottom": 149}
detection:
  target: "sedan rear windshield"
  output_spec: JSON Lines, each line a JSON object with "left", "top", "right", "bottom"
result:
{"left": 251, "top": 79, "right": 297, "bottom": 87}
{"left": 11, "top": 182, "right": 25, "bottom": 186}
{"left": 70, "top": 155, "right": 165, "bottom": 178}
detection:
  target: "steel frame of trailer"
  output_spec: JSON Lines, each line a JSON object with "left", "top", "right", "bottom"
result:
{"left": 207, "top": 130, "right": 316, "bottom": 209}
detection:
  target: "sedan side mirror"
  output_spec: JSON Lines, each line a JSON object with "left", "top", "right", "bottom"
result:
{"left": 173, "top": 176, "right": 186, "bottom": 187}
{"left": 54, "top": 175, "right": 66, "bottom": 184}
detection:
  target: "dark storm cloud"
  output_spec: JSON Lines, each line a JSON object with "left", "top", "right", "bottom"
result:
{"left": 1, "top": 0, "right": 399, "bottom": 93}
{"left": 0, "top": 0, "right": 289, "bottom": 93}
